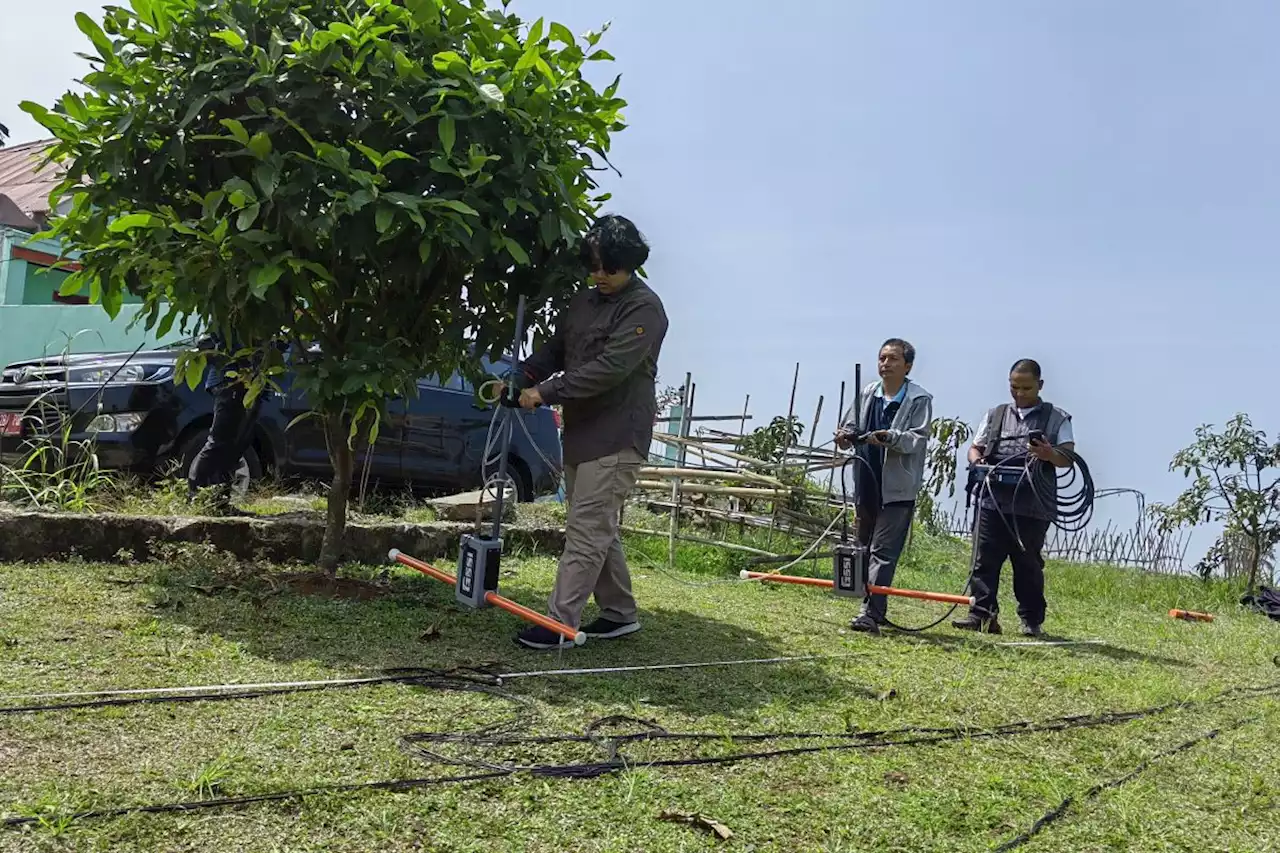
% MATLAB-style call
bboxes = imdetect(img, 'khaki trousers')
[547,449,643,628]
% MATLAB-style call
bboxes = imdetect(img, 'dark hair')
[578,214,650,275]
[1010,358,1041,379]
[880,338,916,366]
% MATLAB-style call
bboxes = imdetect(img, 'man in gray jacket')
[835,339,933,635]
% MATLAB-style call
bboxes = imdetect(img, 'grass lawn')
[1,526,1277,852]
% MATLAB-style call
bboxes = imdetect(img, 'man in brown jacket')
[514,215,668,649]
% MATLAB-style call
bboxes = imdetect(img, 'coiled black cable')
[975,445,1097,551]
[1022,447,1095,533]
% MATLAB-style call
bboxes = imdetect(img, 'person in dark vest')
[835,338,933,636]
[513,215,669,650]
[187,332,264,514]
[954,358,1075,636]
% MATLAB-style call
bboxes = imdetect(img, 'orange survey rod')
[739,570,976,607]
[1169,608,1215,623]
[390,549,586,645]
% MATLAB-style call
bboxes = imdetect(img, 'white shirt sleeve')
[971,410,991,448]
[1056,417,1074,445]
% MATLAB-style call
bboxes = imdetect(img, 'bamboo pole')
[779,362,800,480]
[621,527,779,557]
[651,434,775,470]
[732,392,751,523]
[746,550,836,566]
[827,380,845,495]
[641,500,783,529]
[668,376,693,571]
[769,363,800,553]
[736,395,750,469]
[653,414,755,424]
[635,481,790,499]
[807,395,824,450]
[639,467,785,486]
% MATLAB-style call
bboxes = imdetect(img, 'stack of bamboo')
[638,433,792,501]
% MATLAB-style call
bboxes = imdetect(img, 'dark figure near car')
[187,334,262,512]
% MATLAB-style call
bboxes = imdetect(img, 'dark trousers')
[856,501,915,621]
[188,383,260,498]
[970,506,1049,625]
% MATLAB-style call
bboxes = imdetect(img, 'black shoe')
[516,626,575,650]
[849,614,882,636]
[581,618,641,639]
[952,613,1003,634]
[1020,620,1043,637]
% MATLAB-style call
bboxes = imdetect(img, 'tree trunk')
[319,410,354,576]
[1247,532,1262,595]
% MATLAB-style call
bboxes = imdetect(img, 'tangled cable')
[1011,446,1096,534]
[3,675,1275,832]
[475,376,563,501]
[971,445,1098,552]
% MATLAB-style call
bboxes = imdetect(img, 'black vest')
[978,401,1066,520]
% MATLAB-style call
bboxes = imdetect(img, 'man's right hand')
[499,385,522,407]
[834,429,854,450]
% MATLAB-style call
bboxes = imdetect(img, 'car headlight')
[72,363,174,384]
[86,412,146,434]
[75,364,146,384]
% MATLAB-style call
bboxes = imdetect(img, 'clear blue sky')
[4,1,1278,551]
[509,0,1280,543]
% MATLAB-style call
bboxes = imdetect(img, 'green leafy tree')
[916,415,972,533]
[1149,413,1280,592]
[23,0,626,572]
[738,415,804,466]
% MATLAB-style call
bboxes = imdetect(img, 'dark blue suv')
[0,341,562,501]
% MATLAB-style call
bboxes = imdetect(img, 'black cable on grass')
[4,681,1278,830]
[993,718,1250,852]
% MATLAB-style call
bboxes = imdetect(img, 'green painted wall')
[0,227,180,366]
[21,265,71,304]
[0,305,184,366]
[0,230,22,304]
[20,264,143,305]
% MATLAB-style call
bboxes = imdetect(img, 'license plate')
[0,412,21,436]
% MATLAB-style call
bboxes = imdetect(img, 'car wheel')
[508,459,534,502]
[483,463,531,505]
[180,429,264,499]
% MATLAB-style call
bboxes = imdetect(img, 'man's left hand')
[518,387,543,410]
[866,430,891,446]
[1029,439,1055,461]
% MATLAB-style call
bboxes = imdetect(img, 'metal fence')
[927,498,1192,575]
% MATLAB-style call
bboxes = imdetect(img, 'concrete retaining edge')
[0,510,566,565]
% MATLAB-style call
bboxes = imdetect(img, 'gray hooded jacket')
[838,379,934,505]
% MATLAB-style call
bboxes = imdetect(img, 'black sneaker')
[849,614,882,636]
[516,626,575,650]
[1020,620,1043,637]
[581,618,641,640]
[952,613,1003,634]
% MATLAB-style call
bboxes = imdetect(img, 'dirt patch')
[277,571,386,601]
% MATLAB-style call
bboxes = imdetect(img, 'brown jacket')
[523,278,668,466]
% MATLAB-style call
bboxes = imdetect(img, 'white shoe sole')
[516,636,574,650]
[585,622,641,639]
